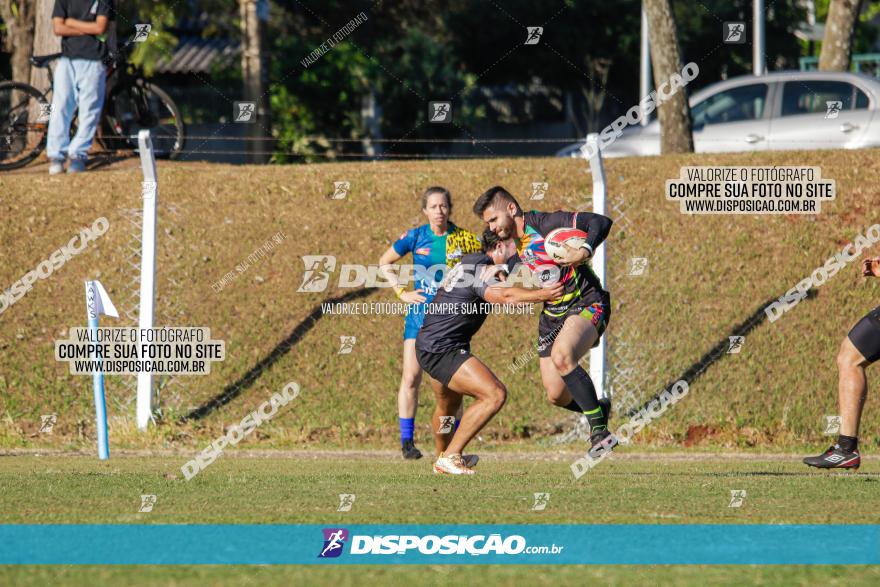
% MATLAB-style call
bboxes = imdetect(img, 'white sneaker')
[67,158,86,173]
[433,452,475,475]
[48,160,64,175]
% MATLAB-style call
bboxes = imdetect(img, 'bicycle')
[0,36,185,171]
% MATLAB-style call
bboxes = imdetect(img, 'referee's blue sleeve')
[392,228,414,256]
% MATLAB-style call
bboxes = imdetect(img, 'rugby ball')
[544,228,588,265]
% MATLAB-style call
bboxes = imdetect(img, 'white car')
[557,71,880,157]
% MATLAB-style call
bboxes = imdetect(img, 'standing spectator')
[47,0,114,174]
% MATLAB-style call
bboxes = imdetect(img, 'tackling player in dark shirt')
[474,185,616,457]
[415,230,563,475]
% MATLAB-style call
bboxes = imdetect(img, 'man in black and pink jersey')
[473,186,615,456]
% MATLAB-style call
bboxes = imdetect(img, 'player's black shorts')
[537,293,611,358]
[416,345,472,387]
[848,305,880,363]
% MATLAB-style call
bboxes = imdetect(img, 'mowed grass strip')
[1,150,879,449]
[0,456,878,525]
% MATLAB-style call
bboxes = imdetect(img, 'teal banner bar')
[1,524,877,565]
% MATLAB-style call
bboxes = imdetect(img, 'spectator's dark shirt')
[52,0,114,60]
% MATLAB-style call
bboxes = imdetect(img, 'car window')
[692,84,768,127]
[781,81,870,116]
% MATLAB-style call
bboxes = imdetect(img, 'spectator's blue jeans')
[46,57,106,162]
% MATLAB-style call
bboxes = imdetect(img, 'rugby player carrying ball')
[474,186,615,457]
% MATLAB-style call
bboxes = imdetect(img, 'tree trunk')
[643,0,693,154]
[240,0,271,164]
[819,0,863,71]
[0,0,37,83]
[360,90,382,158]
[30,0,61,91]
[579,57,611,135]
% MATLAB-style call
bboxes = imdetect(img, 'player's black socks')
[560,367,606,432]
[837,434,858,453]
[560,366,599,411]
[583,406,607,434]
[561,399,607,434]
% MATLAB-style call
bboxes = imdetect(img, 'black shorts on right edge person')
[848,305,880,364]
[537,293,611,359]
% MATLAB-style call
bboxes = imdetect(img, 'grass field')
[3,151,880,581]
[1,452,879,585]
[5,65,880,587]
[2,564,879,587]
[4,564,879,587]
[2,150,880,453]
[3,452,879,524]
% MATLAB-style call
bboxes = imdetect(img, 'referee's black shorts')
[416,345,472,387]
[848,305,880,363]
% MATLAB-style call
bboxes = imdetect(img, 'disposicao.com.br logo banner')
[1,524,877,564]
[317,527,563,561]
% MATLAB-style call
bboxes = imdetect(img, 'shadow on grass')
[88,151,131,170]
[596,469,878,478]
[624,289,818,418]
[179,288,374,423]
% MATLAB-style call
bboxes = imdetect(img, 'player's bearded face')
[483,205,515,239]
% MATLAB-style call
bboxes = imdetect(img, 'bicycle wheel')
[104,81,185,159]
[0,82,51,171]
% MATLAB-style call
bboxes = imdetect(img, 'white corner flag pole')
[85,280,118,460]
[137,129,157,430]
[585,133,608,400]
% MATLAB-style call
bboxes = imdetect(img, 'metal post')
[137,130,157,429]
[86,281,109,459]
[586,133,607,400]
[753,0,765,75]
[640,4,652,125]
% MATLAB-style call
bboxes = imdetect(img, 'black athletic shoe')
[401,440,423,460]
[803,445,860,470]
[588,429,618,459]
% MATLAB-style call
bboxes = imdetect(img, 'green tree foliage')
[813,0,880,56]
[673,0,806,88]
[269,1,481,160]
[116,0,181,75]
[111,1,830,160]
[269,39,373,162]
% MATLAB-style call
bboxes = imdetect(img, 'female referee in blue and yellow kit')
[378,187,481,459]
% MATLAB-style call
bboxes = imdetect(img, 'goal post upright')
[585,133,608,400]
[137,130,158,430]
